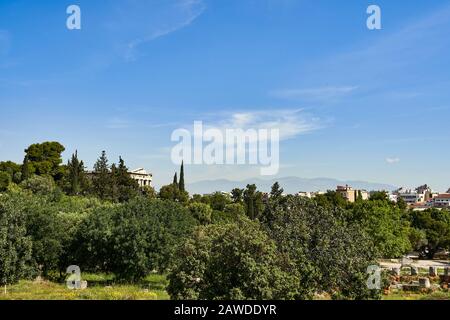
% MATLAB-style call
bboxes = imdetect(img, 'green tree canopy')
[348,200,411,258]
[410,209,450,259]
[263,196,381,300]
[24,142,65,180]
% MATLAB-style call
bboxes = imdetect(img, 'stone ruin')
[388,265,450,293]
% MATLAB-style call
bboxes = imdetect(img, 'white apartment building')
[430,194,450,208]
[395,186,431,205]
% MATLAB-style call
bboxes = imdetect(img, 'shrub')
[20,175,56,195]
[73,198,197,281]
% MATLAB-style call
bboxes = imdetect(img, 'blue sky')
[1,0,450,190]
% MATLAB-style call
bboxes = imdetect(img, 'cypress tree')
[179,161,185,192]
[67,151,81,195]
[173,172,178,187]
[21,155,30,181]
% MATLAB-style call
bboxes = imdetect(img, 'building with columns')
[129,168,153,188]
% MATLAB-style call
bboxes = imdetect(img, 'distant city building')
[297,191,325,199]
[394,185,433,206]
[336,185,369,203]
[389,194,398,202]
[429,194,450,208]
[297,191,312,198]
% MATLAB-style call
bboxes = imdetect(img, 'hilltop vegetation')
[1,142,450,300]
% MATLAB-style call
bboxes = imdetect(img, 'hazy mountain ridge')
[187,177,397,194]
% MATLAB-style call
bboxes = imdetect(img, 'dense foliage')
[2,141,450,300]
[262,196,381,300]
[410,208,450,259]
[73,198,197,281]
[0,193,33,286]
[168,217,297,300]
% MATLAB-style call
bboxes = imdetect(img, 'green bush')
[20,175,57,195]
[168,217,298,300]
[73,198,197,281]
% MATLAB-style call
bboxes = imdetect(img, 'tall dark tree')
[244,184,257,219]
[243,185,265,220]
[173,172,178,188]
[179,161,185,192]
[93,151,110,200]
[114,157,139,203]
[21,155,30,181]
[66,151,86,195]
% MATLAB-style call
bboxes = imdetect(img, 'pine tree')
[93,151,110,200]
[21,155,30,181]
[179,161,185,192]
[270,182,284,200]
[115,157,139,203]
[173,172,178,188]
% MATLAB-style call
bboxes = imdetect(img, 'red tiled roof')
[436,194,450,199]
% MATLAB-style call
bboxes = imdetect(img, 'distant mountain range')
[187,177,397,195]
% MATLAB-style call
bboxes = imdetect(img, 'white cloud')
[203,108,322,141]
[270,86,358,101]
[386,157,400,164]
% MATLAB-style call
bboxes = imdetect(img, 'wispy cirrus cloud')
[270,86,358,101]
[105,0,206,61]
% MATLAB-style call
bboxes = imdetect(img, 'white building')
[297,191,312,198]
[431,194,450,208]
[395,186,430,205]
[129,168,153,188]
